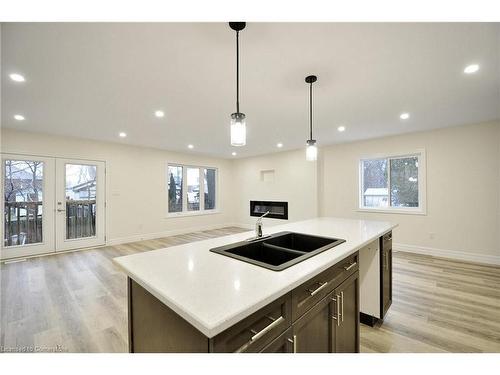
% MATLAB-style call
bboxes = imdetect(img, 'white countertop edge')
[115,223,397,338]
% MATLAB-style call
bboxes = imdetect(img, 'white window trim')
[358,149,427,215]
[166,162,220,218]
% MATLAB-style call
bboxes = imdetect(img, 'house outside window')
[167,164,218,216]
[359,151,426,214]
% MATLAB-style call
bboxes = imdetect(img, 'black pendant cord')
[236,30,240,114]
[309,82,313,140]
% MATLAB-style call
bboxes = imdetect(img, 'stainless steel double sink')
[209,231,346,271]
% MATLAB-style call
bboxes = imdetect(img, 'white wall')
[230,148,318,228]
[1,129,236,245]
[319,121,500,263]
[498,125,500,253]
[2,121,500,264]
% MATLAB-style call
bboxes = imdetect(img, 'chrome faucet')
[255,211,270,238]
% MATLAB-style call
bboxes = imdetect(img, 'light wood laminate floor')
[1,228,499,353]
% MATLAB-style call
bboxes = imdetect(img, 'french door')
[2,154,106,260]
[55,158,106,252]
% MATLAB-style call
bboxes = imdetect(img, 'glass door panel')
[65,164,97,240]
[4,159,44,246]
[1,155,55,259]
[55,159,105,252]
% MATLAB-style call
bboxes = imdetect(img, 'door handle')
[250,316,284,342]
[236,315,285,353]
[57,208,66,212]
[287,336,297,353]
[341,291,344,322]
[344,262,357,271]
[331,295,341,326]
[308,281,328,296]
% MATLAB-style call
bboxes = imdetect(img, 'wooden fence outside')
[65,200,96,239]
[4,201,43,246]
[4,199,96,246]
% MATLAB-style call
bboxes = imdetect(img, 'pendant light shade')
[305,75,318,161]
[306,139,318,161]
[230,112,246,146]
[229,22,247,147]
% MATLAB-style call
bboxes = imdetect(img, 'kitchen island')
[114,217,396,352]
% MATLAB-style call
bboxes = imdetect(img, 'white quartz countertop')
[113,217,397,338]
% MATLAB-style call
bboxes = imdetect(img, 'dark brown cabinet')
[291,252,358,321]
[128,251,363,353]
[332,272,359,353]
[260,328,294,353]
[288,270,359,353]
[291,292,334,353]
[211,293,292,353]
[381,232,392,317]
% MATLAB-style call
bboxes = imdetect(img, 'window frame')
[166,163,219,218]
[358,150,426,215]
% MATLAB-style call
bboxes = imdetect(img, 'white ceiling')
[2,22,499,158]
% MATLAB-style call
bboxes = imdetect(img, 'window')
[204,168,216,210]
[186,167,200,211]
[168,165,183,213]
[167,164,218,216]
[359,152,425,214]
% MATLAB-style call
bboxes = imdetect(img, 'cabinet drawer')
[291,252,358,321]
[260,327,293,353]
[211,293,292,353]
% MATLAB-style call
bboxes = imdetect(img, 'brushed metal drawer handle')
[344,262,357,271]
[250,315,285,342]
[331,295,341,326]
[287,335,297,353]
[308,281,328,296]
[341,291,344,322]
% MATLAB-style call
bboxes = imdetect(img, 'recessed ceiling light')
[9,73,25,82]
[187,144,194,149]
[232,152,237,156]
[154,110,165,118]
[400,113,410,120]
[276,142,283,148]
[119,132,127,138]
[14,114,25,121]
[337,126,346,132]
[464,64,479,74]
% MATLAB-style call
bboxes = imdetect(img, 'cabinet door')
[211,293,291,353]
[291,292,333,353]
[382,248,391,314]
[260,328,293,353]
[333,271,359,353]
[381,234,392,318]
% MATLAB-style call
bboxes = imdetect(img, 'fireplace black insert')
[250,201,288,220]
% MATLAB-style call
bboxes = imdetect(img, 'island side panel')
[128,278,209,352]
[359,238,381,323]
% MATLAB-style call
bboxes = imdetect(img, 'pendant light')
[305,75,318,161]
[229,22,247,146]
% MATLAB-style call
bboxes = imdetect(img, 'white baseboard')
[393,242,500,266]
[107,223,250,246]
